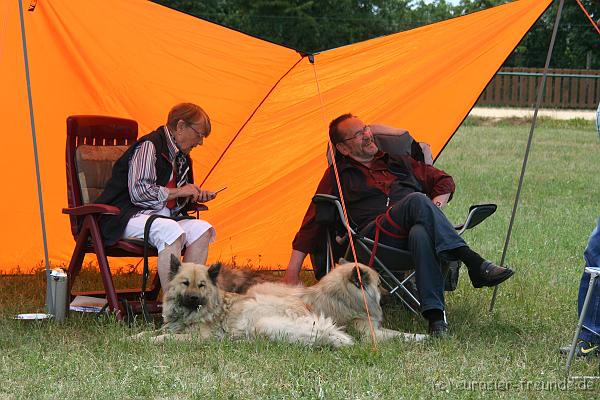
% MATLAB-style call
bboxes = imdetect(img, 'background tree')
[504,0,599,69]
[154,0,599,68]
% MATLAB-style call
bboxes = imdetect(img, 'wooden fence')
[477,68,600,109]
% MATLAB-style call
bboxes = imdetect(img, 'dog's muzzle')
[180,295,206,310]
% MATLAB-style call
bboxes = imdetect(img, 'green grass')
[1,117,599,399]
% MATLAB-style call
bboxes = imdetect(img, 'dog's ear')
[169,254,182,281]
[350,266,370,289]
[338,257,349,265]
[207,262,222,285]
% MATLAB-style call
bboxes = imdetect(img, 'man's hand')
[432,193,451,209]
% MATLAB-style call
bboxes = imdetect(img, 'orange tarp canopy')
[1,0,552,273]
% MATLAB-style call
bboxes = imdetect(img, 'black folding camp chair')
[311,194,496,314]
[310,127,497,315]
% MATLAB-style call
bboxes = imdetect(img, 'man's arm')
[282,168,336,285]
[407,157,455,204]
[282,250,307,285]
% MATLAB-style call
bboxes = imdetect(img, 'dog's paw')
[149,333,193,343]
[130,331,151,340]
[401,332,428,342]
[323,327,355,348]
[330,332,355,348]
[150,334,168,344]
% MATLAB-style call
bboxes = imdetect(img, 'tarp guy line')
[199,55,305,187]
[310,54,378,349]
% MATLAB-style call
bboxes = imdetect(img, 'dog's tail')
[253,314,354,348]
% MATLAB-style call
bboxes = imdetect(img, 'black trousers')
[364,192,467,313]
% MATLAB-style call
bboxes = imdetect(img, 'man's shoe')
[469,261,514,288]
[559,339,599,357]
[428,319,449,337]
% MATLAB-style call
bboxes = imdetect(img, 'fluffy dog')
[143,255,354,347]
[247,262,426,342]
[138,257,425,346]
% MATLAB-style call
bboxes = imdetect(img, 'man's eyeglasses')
[339,125,371,143]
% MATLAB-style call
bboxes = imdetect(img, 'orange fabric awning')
[1,0,552,272]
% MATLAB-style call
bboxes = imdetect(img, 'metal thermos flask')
[48,269,68,322]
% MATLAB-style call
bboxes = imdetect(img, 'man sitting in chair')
[282,113,514,336]
[96,102,218,291]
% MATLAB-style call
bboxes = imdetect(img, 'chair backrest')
[327,128,433,165]
[372,129,412,156]
[372,130,433,165]
[66,115,138,238]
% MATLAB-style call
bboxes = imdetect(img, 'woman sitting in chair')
[96,102,218,291]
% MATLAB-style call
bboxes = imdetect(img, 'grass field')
[1,117,599,399]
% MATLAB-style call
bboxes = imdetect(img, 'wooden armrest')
[62,204,120,216]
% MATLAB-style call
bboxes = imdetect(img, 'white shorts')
[123,207,216,253]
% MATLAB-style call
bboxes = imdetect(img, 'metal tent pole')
[489,0,565,312]
[18,0,52,310]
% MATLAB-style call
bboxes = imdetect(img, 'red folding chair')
[63,115,161,321]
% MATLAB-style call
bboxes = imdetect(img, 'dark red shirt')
[292,152,455,254]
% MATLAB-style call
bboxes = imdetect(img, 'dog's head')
[348,263,380,294]
[167,254,222,311]
[336,259,380,291]
[321,261,382,302]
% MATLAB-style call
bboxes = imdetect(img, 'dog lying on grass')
[246,264,426,343]
[134,256,426,346]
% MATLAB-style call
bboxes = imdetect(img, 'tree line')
[153,0,599,69]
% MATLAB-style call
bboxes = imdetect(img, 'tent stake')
[18,0,52,309]
[490,0,565,313]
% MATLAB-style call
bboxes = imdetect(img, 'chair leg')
[147,272,162,301]
[566,270,598,376]
[66,227,90,297]
[326,234,333,274]
[87,219,124,322]
[353,240,421,316]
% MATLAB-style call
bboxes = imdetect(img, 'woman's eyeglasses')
[186,122,205,138]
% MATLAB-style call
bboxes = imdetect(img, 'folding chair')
[310,127,497,315]
[62,115,204,322]
[312,194,496,314]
